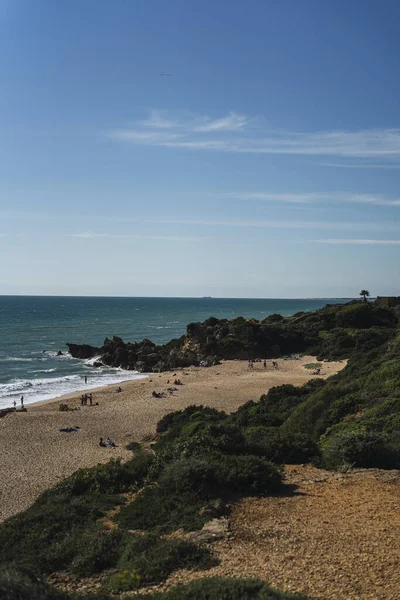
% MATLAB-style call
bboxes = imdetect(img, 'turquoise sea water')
[0,296,350,408]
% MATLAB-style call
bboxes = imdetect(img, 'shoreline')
[0,357,345,522]
[18,373,149,409]
[0,369,149,412]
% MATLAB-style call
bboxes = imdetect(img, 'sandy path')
[162,465,400,600]
[0,357,343,522]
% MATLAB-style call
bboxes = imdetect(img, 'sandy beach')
[0,357,344,522]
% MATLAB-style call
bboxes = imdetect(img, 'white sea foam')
[83,355,104,366]
[44,350,72,359]
[0,370,147,409]
[0,356,34,362]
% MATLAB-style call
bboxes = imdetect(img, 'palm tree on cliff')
[359,290,370,302]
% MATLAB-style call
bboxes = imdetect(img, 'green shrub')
[233,381,325,429]
[115,533,215,586]
[0,494,116,574]
[322,431,400,469]
[117,485,206,533]
[0,452,154,575]
[118,455,282,533]
[158,454,282,498]
[156,405,226,435]
[107,569,141,593]
[0,566,73,600]
[244,428,320,464]
[335,303,396,329]
[71,528,123,577]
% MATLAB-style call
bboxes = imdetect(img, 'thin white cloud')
[312,239,400,245]
[69,232,204,241]
[141,110,180,129]
[193,112,250,132]
[234,191,400,206]
[117,217,397,232]
[109,111,400,160]
[111,130,182,143]
[318,161,400,170]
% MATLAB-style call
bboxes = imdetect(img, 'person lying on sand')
[60,427,80,433]
[106,437,116,448]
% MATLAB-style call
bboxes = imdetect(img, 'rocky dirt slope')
[160,465,400,600]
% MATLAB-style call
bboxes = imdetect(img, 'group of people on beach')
[98,437,116,448]
[150,375,183,400]
[80,393,93,406]
[247,359,279,370]
[13,396,24,409]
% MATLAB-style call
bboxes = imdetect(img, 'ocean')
[0,296,350,409]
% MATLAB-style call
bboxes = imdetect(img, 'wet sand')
[0,357,344,521]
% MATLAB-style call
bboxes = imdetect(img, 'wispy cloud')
[318,161,400,170]
[234,191,400,206]
[116,217,398,232]
[69,231,203,241]
[193,112,250,132]
[312,239,400,245]
[109,111,400,160]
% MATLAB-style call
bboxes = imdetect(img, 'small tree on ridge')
[359,290,370,302]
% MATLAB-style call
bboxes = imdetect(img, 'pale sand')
[0,357,344,522]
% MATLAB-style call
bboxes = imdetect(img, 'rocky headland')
[67,300,397,372]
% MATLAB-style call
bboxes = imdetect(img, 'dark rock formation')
[67,343,99,359]
[67,301,398,373]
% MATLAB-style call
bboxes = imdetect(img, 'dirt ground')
[160,465,400,600]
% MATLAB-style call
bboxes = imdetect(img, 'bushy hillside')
[2,300,399,599]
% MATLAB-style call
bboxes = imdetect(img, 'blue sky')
[1,0,400,297]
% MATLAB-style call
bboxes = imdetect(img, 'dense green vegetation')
[0,568,311,600]
[2,300,400,599]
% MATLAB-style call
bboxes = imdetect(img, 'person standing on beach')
[20,396,24,408]
[13,400,16,409]
[84,375,87,384]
